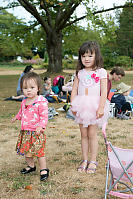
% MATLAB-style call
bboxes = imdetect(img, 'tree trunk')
[46,30,63,73]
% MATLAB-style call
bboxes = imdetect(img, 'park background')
[0,0,133,198]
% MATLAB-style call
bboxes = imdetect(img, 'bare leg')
[12,95,24,100]
[77,124,89,172]
[80,124,89,160]
[20,156,35,174]
[38,156,47,174]
[88,125,98,161]
[87,125,98,173]
[25,156,35,169]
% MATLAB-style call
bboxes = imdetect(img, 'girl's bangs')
[23,78,36,88]
[80,45,94,55]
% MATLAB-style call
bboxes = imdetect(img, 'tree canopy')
[116,2,133,58]
[1,0,133,71]
[0,9,33,60]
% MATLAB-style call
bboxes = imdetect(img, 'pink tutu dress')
[71,68,110,127]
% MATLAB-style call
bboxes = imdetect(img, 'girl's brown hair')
[76,41,103,75]
[20,72,42,95]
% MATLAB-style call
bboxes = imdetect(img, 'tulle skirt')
[71,95,110,128]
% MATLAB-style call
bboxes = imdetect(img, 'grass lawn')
[0,69,133,199]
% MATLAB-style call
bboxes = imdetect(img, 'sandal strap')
[80,160,88,169]
[82,160,88,163]
[77,160,88,170]
[27,165,35,169]
[40,168,49,173]
[88,161,98,166]
[87,168,96,171]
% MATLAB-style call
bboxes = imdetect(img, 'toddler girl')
[12,72,49,181]
[71,41,110,174]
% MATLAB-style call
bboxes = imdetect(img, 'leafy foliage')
[1,0,133,71]
[116,2,133,58]
[0,9,33,59]
[115,55,133,69]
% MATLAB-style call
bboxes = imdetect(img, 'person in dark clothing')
[111,82,131,117]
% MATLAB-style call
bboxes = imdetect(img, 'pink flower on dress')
[95,77,100,83]
[91,73,96,79]
[91,73,100,83]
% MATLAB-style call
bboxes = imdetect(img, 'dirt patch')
[0,69,133,76]
[0,69,47,75]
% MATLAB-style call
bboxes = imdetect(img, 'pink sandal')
[86,161,98,174]
[77,160,88,172]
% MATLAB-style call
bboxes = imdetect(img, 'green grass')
[112,74,133,89]
[0,170,31,190]
[70,186,85,194]
[0,64,25,71]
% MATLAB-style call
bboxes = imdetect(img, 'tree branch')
[17,0,51,34]
[65,3,133,27]
[40,0,52,27]
[56,1,80,31]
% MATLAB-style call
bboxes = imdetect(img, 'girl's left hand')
[36,127,44,135]
[96,107,104,119]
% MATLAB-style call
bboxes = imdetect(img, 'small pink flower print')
[95,77,100,83]
[91,73,96,78]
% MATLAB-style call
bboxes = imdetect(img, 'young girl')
[11,72,49,181]
[71,41,110,174]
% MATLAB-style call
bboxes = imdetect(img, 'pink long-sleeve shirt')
[15,95,48,131]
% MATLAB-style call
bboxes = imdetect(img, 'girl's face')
[22,78,38,99]
[81,51,95,70]
[46,78,51,84]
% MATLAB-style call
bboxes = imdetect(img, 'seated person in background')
[17,65,34,96]
[125,90,133,104]
[107,67,125,99]
[62,74,75,103]
[111,82,132,116]
[12,65,34,101]
[42,77,54,97]
[52,76,64,96]
[42,77,65,103]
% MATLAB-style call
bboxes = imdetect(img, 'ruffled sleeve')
[77,70,82,79]
[99,68,107,79]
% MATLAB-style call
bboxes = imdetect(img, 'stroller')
[102,123,133,199]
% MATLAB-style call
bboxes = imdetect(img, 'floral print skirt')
[16,130,46,157]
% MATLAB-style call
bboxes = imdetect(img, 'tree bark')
[46,30,63,72]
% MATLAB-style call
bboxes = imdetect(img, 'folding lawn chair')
[102,123,133,199]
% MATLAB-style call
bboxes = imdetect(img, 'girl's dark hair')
[23,65,33,73]
[43,77,49,82]
[76,41,103,75]
[20,72,42,95]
